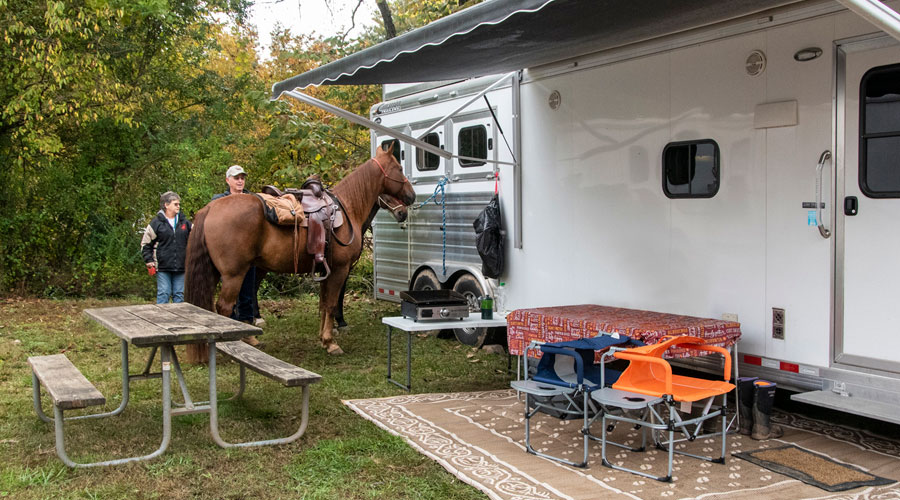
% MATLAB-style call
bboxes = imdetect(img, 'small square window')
[663,140,720,198]
[381,139,401,163]
[416,133,441,171]
[458,125,487,167]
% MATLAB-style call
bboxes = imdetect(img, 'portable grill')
[400,290,470,321]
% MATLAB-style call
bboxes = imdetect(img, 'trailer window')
[416,133,441,171]
[860,63,900,198]
[458,125,487,167]
[662,140,720,198]
[381,139,401,164]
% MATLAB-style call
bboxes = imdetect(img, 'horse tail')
[185,206,219,311]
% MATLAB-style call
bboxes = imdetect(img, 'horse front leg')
[319,264,351,355]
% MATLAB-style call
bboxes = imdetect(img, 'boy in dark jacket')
[141,191,192,303]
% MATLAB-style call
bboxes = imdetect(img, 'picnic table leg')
[208,341,311,448]
[51,345,173,468]
[169,348,198,410]
[33,340,132,423]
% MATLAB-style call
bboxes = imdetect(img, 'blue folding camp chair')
[510,334,644,467]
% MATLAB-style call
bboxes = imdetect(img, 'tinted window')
[663,140,719,198]
[458,125,487,167]
[860,63,900,197]
[381,139,401,163]
[416,133,441,171]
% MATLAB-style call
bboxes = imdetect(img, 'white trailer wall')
[506,12,860,372]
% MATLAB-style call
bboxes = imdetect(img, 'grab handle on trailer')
[816,150,832,239]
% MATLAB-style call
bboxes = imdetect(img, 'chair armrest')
[681,343,732,381]
[613,351,673,394]
[540,346,585,386]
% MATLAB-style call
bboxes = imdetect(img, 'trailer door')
[836,35,900,374]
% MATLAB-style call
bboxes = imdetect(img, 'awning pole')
[839,0,900,41]
[282,90,451,159]
[418,71,518,139]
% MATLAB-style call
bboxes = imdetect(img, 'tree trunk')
[376,0,397,39]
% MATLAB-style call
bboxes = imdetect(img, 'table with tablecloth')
[506,304,741,358]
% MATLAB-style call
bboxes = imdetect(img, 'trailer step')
[790,390,900,425]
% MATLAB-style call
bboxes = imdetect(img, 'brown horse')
[185,144,415,354]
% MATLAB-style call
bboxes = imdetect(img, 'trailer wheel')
[411,269,440,291]
[452,274,498,347]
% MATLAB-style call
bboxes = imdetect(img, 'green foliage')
[0,0,467,297]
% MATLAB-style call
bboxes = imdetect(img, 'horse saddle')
[260,181,344,281]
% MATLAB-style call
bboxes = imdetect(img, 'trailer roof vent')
[745,50,766,76]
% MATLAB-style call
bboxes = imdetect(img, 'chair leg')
[521,391,589,468]
[600,409,671,482]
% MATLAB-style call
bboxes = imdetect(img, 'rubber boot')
[751,380,784,440]
[737,377,757,436]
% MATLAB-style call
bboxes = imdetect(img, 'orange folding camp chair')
[598,335,735,482]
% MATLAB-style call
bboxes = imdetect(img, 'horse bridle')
[377,195,405,212]
[372,156,410,187]
[327,157,408,249]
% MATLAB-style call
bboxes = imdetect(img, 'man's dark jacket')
[211,188,251,201]
[141,211,192,272]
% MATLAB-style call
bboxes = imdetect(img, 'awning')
[271,0,802,98]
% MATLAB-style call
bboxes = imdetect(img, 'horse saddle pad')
[257,192,343,228]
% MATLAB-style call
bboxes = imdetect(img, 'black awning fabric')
[272,0,800,98]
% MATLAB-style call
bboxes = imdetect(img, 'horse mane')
[333,159,380,222]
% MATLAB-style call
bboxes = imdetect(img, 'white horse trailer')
[369,77,516,347]
[273,0,900,423]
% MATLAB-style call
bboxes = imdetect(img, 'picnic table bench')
[212,341,321,447]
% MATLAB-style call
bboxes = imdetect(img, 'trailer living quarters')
[272,0,900,424]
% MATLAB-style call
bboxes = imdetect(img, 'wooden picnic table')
[82,302,262,418]
[32,303,320,468]
[84,302,258,347]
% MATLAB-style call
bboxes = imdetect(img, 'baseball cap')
[226,165,246,178]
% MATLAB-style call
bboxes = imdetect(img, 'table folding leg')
[386,326,412,391]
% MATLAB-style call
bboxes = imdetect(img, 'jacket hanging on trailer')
[473,193,503,278]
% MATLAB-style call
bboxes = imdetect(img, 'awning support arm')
[839,0,900,42]
[282,90,451,159]
[282,89,517,166]
[418,71,518,139]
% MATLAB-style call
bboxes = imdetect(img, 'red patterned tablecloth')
[506,304,741,358]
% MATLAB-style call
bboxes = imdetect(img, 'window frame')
[415,132,442,172]
[661,139,721,199]
[858,62,900,199]
[457,124,489,168]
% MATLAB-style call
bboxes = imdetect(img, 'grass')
[0,295,511,499]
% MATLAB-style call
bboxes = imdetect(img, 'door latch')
[844,196,858,216]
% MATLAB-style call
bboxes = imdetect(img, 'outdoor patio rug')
[344,389,900,500]
[733,444,894,492]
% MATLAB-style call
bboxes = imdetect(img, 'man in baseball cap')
[211,165,264,341]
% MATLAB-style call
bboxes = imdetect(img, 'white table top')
[382,312,508,331]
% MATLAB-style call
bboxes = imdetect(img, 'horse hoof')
[327,344,344,355]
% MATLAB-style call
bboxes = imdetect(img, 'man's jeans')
[156,271,185,304]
